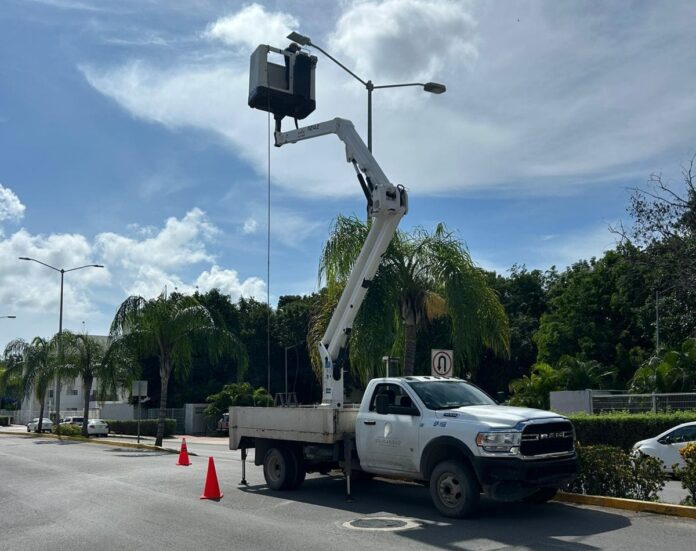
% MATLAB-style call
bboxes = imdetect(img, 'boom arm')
[275,118,408,408]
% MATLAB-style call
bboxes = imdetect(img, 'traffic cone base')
[177,438,191,466]
[200,456,223,500]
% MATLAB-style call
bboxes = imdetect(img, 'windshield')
[407,380,495,410]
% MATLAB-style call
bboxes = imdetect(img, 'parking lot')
[1,432,695,551]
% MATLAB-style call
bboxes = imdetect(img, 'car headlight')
[476,431,522,453]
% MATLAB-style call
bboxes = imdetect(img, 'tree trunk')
[53,380,62,435]
[155,362,171,447]
[403,321,418,376]
[81,375,93,437]
[37,397,45,433]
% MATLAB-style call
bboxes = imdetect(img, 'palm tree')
[60,332,116,437]
[315,216,509,383]
[109,292,248,447]
[1,337,56,432]
[508,363,563,410]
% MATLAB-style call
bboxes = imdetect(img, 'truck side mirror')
[375,394,389,415]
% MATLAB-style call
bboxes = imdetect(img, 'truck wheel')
[263,446,297,491]
[429,461,479,518]
[522,487,558,504]
[285,448,306,490]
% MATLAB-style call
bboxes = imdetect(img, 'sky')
[1,0,695,351]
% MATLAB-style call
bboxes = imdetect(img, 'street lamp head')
[1,315,16,319]
[424,82,446,94]
[92,264,105,268]
[287,31,312,46]
[19,257,31,261]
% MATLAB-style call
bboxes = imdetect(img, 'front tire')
[263,446,297,491]
[429,460,480,518]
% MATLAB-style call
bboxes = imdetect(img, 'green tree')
[477,265,549,395]
[630,338,696,393]
[1,337,56,432]
[204,382,272,419]
[556,356,615,390]
[619,157,696,347]
[534,246,654,386]
[508,363,564,410]
[0,360,22,409]
[60,332,137,437]
[315,216,509,383]
[109,292,248,447]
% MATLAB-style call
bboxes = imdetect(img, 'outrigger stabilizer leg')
[239,448,249,486]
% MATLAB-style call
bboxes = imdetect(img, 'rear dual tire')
[263,446,306,491]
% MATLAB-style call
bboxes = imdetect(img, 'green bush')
[565,445,665,500]
[105,419,176,438]
[53,424,82,436]
[675,442,696,506]
[569,412,696,450]
[205,383,273,418]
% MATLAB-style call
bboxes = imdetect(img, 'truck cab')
[356,376,578,517]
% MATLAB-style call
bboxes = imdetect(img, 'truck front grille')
[520,421,574,457]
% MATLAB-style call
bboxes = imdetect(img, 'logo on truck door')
[375,422,401,448]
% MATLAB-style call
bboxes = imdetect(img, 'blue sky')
[1,0,695,350]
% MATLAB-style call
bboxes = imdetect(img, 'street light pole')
[18,257,104,425]
[287,31,446,153]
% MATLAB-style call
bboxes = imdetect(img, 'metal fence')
[592,392,696,413]
[147,408,185,434]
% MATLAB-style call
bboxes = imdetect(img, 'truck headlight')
[476,431,522,453]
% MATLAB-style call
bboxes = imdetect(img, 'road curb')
[0,429,179,454]
[555,491,696,519]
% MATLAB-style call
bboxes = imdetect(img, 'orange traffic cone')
[200,456,223,500]
[176,438,191,466]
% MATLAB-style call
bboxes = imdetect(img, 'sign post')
[431,349,453,378]
[132,380,148,444]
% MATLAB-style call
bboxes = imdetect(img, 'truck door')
[356,383,421,474]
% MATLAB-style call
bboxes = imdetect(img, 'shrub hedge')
[565,445,665,500]
[105,419,176,438]
[53,424,82,436]
[568,412,696,450]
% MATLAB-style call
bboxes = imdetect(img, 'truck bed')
[229,405,359,449]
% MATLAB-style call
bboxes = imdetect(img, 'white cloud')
[195,265,266,301]
[95,207,218,272]
[0,208,269,349]
[243,217,258,234]
[0,184,26,223]
[204,3,299,51]
[329,0,478,81]
[79,1,696,199]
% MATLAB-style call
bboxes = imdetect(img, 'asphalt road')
[2,433,695,551]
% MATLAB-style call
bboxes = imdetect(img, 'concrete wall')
[184,403,209,435]
[550,390,593,414]
[100,403,135,421]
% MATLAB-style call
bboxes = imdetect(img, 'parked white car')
[61,416,85,426]
[27,418,53,433]
[87,419,109,437]
[632,422,696,473]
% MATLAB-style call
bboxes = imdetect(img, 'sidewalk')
[0,424,228,451]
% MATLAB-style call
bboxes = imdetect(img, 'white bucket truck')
[231,42,578,518]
